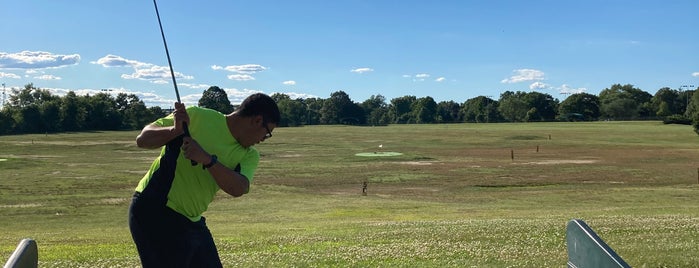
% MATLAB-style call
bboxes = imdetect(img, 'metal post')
[1,83,5,107]
[680,85,696,113]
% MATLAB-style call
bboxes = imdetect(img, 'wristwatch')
[203,155,218,169]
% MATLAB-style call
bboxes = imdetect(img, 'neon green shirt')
[136,106,259,222]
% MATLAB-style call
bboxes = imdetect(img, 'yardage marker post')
[3,238,38,268]
[566,219,630,268]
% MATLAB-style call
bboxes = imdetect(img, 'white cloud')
[179,83,211,90]
[350,67,373,74]
[0,72,21,79]
[402,73,446,83]
[215,64,268,74]
[93,54,148,68]
[413,73,430,82]
[121,65,192,81]
[558,84,587,94]
[501,69,545,83]
[41,85,317,108]
[227,74,255,81]
[223,88,265,104]
[34,74,61,80]
[692,72,699,77]
[529,81,549,90]
[212,64,268,81]
[94,54,194,84]
[270,91,319,100]
[0,51,80,69]
[283,80,296,85]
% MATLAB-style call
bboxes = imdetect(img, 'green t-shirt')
[136,106,259,221]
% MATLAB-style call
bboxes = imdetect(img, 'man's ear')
[251,115,264,125]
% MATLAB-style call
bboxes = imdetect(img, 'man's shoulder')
[187,106,223,118]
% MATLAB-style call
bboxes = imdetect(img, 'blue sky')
[1,0,698,108]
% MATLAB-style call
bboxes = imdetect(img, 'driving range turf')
[1,121,698,267]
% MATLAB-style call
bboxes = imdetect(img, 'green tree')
[319,96,340,124]
[284,98,307,126]
[390,95,416,124]
[436,100,461,123]
[341,102,365,125]
[320,91,362,124]
[0,108,15,134]
[361,95,390,125]
[651,87,679,117]
[198,86,233,113]
[15,105,41,133]
[6,83,60,133]
[272,93,306,127]
[362,95,390,126]
[122,96,151,129]
[39,100,62,132]
[558,93,600,121]
[461,96,499,123]
[304,98,324,125]
[599,84,652,120]
[523,92,558,121]
[688,91,699,134]
[116,93,148,129]
[412,96,437,123]
[679,89,694,116]
[82,93,122,130]
[60,91,86,131]
[270,93,291,103]
[148,106,168,122]
[498,91,528,122]
[657,102,672,117]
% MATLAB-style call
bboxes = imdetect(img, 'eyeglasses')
[262,119,273,140]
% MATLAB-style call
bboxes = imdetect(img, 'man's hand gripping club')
[173,102,212,166]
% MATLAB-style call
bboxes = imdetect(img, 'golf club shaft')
[153,0,197,166]
[153,0,180,102]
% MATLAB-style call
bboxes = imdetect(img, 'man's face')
[242,116,276,148]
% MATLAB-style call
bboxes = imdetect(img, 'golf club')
[153,0,197,166]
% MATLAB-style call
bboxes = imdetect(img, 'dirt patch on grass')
[9,141,133,146]
[0,203,43,208]
[279,154,303,158]
[99,198,128,205]
[520,159,598,165]
[396,161,434,165]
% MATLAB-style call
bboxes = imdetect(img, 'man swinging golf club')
[128,94,280,267]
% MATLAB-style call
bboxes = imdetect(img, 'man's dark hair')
[236,93,281,124]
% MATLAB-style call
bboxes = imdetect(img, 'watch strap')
[203,155,218,169]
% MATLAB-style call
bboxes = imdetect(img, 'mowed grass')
[1,121,699,267]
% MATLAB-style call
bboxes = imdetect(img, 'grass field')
[1,121,698,267]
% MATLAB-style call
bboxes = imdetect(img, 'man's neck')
[226,112,242,141]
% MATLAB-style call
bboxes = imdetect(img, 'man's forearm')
[136,124,183,149]
[206,162,250,197]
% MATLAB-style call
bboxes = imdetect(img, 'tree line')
[2,83,699,135]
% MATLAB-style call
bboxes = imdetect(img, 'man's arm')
[205,159,250,197]
[136,124,183,149]
[135,102,188,149]
[181,137,249,197]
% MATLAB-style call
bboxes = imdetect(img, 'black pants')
[129,192,222,268]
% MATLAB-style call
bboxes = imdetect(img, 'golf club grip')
[183,122,197,166]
